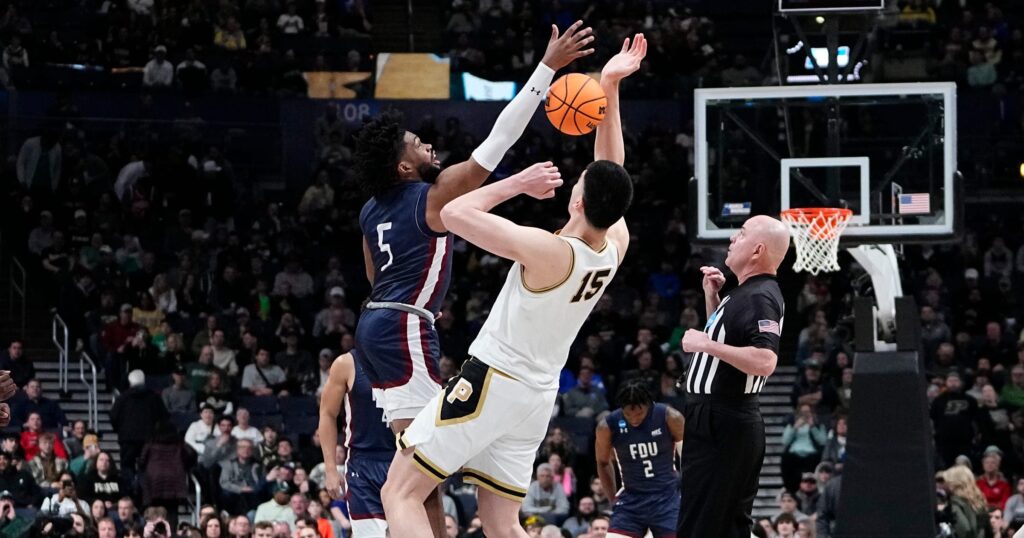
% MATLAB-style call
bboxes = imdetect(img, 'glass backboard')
[692,82,959,245]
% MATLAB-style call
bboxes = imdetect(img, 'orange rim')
[781,207,853,240]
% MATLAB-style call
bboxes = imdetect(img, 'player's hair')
[354,110,407,198]
[582,160,633,229]
[616,378,654,408]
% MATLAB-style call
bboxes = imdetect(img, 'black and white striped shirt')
[685,274,785,396]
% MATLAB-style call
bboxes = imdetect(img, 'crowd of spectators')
[0,2,1022,538]
[0,0,372,93]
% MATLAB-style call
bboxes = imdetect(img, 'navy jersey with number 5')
[359,182,452,311]
[607,404,678,493]
[354,181,452,406]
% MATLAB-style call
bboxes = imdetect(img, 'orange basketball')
[545,73,607,136]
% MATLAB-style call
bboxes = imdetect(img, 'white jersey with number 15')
[469,234,619,391]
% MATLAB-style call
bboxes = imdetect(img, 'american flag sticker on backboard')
[758,320,781,335]
[898,193,930,214]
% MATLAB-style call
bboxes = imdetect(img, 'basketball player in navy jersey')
[677,215,789,537]
[350,23,594,535]
[318,354,394,537]
[351,20,593,430]
[595,380,684,538]
[381,36,647,538]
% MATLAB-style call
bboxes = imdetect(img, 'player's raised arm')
[593,34,646,263]
[424,22,595,233]
[319,354,354,500]
[440,162,574,286]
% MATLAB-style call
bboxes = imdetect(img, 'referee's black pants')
[677,394,765,538]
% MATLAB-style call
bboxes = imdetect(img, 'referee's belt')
[365,301,436,325]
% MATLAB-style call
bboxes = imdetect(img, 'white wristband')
[471,62,556,171]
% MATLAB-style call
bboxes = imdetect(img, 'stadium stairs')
[753,364,796,519]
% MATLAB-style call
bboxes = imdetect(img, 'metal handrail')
[79,352,98,431]
[186,472,202,526]
[9,257,25,339]
[52,314,69,393]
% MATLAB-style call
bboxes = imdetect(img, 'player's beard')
[417,162,442,183]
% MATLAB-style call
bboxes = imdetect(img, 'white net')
[781,208,853,275]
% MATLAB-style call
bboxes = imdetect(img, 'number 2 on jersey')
[642,459,654,478]
[376,222,393,272]
[570,269,611,303]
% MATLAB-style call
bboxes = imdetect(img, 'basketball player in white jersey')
[379,35,647,538]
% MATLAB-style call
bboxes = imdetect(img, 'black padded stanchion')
[835,352,936,538]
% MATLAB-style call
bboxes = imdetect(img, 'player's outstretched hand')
[601,33,647,83]
[0,372,15,402]
[542,20,595,71]
[700,265,726,297]
[514,162,563,200]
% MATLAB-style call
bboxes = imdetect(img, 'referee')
[677,215,789,537]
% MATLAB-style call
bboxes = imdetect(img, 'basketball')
[545,73,607,136]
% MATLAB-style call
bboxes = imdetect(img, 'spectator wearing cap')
[0,490,31,536]
[561,364,609,421]
[312,287,355,337]
[977,447,1011,509]
[254,481,297,526]
[185,404,217,454]
[242,349,287,397]
[12,378,67,430]
[795,472,820,514]
[100,304,141,391]
[0,451,39,508]
[0,340,34,388]
[143,45,173,88]
[791,360,839,419]
[69,434,100,476]
[163,365,197,415]
[931,371,977,467]
[110,370,168,475]
[773,491,809,524]
[219,438,262,515]
[210,329,240,378]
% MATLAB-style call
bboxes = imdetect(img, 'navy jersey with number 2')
[606,404,680,538]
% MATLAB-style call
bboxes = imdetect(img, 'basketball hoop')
[780,207,853,275]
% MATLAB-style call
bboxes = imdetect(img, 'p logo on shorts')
[446,378,474,404]
[436,359,494,426]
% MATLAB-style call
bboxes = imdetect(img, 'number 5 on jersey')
[571,269,612,303]
[376,222,393,271]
